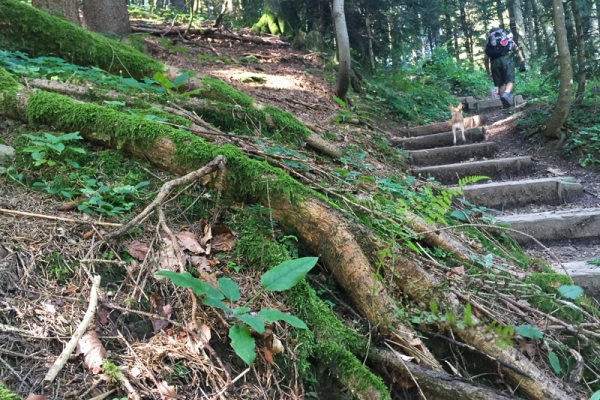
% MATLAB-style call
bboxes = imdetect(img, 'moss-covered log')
[0,0,164,79]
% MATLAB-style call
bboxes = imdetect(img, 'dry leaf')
[270,334,284,355]
[157,381,179,399]
[130,367,142,378]
[211,226,236,252]
[199,219,213,246]
[43,301,56,314]
[264,346,274,364]
[199,324,211,344]
[200,271,219,290]
[65,283,79,294]
[150,293,172,332]
[76,331,107,374]
[97,305,110,325]
[26,394,48,400]
[175,231,205,254]
[82,230,94,240]
[126,240,150,261]
[158,237,180,271]
[190,256,211,272]
[547,167,566,176]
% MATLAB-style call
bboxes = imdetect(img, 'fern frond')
[458,175,490,188]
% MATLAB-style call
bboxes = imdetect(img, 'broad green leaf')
[229,324,256,365]
[218,278,240,302]
[261,257,318,292]
[237,314,265,334]
[46,142,65,153]
[60,132,83,141]
[463,303,474,326]
[233,307,251,315]
[590,390,600,400]
[450,210,468,221]
[156,271,224,299]
[515,324,543,339]
[558,285,584,300]
[153,72,174,89]
[258,308,308,329]
[43,132,60,143]
[202,297,230,313]
[548,351,561,374]
[173,71,190,88]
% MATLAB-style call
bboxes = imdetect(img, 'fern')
[457,175,489,188]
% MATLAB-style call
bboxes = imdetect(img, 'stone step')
[500,208,600,244]
[465,95,524,111]
[458,96,475,103]
[407,142,497,167]
[411,156,533,185]
[460,177,583,209]
[392,127,485,150]
[552,261,600,297]
[400,115,486,137]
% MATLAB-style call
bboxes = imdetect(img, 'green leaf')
[258,308,308,329]
[46,142,65,153]
[589,390,600,400]
[43,132,60,143]
[60,132,83,141]
[558,285,584,300]
[450,210,469,221]
[173,71,190,88]
[261,257,318,292]
[463,303,474,327]
[156,271,224,299]
[233,307,251,315]
[237,314,265,334]
[332,95,346,108]
[515,324,543,339]
[229,324,256,365]
[153,72,174,89]
[548,351,561,374]
[202,297,230,313]
[218,278,240,302]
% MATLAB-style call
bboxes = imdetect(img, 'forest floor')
[2,23,600,400]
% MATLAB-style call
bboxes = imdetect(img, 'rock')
[0,144,15,166]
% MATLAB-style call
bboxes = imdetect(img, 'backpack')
[485,28,514,59]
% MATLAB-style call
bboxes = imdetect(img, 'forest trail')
[393,99,600,295]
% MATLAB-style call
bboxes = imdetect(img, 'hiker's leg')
[498,84,506,96]
[504,82,514,93]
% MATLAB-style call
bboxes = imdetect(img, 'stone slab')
[552,261,600,298]
[391,127,485,151]
[401,115,486,137]
[411,156,533,185]
[407,142,497,167]
[458,96,475,103]
[500,208,600,244]
[467,95,523,111]
[460,177,583,209]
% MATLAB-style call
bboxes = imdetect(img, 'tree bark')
[332,0,351,102]
[459,0,473,62]
[530,0,545,54]
[82,0,130,36]
[541,0,573,139]
[572,0,587,104]
[32,0,80,25]
[366,16,376,75]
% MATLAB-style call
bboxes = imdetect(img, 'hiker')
[484,27,526,108]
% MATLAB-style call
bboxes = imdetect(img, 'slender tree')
[82,0,130,36]
[542,0,573,139]
[332,0,351,102]
[572,0,587,103]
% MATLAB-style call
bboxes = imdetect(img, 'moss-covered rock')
[0,0,164,79]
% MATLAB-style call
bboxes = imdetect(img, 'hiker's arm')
[484,54,492,80]
[514,43,525,63]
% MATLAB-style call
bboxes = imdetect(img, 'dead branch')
[43,275,101,385]
[0,208,122,227]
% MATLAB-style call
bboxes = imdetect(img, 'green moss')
[128,108,192,127]
[0,0,164,79]
[0,382,20,400]
[526,272,573,290]
[252,9,282,35]
[525,273,584,323]
[200,77,255,107]
[0,66,19,115]
[461,227,530,268]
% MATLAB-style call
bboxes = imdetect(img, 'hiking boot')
[500,92,512,108]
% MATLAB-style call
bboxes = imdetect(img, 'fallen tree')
[0,66,580,399]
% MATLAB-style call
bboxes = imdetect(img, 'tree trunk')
[530,0,545,53]
[459,0,473,62]
[366,16,376,75]
[32,0,80,25]
[524,0,536,54]
[82,0,130,36]
[497,0,505,28]
[572,0,587,104]
[542,0,573,139]
[509,0,527,56]
[332,0,351,102]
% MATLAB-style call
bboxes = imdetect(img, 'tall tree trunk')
[509,0,527,56]
[572,0,587,104]
[459,0,473,61]
[32,0,80,24]
[82,0,130,36]
[524,0,536,54]
[542,0,573,139]
[332,0,351,102]
[530,0,545,53]
[497,0,505,27]
[366,16,376,75]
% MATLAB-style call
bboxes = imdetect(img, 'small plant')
[78,178,150,217]
[21,132,86,168]
[152,70,201,98]
[102,359,123,384]
[157,257,319,365]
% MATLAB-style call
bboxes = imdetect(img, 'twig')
[0,356,30,388]
[43,275,102,385]
[121,373,142,400]
[0,208,122,227]
[384,342,426,400]
[210,367,250,400]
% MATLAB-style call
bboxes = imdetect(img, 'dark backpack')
[485,28,514,59]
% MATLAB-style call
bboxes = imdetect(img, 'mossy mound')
[0,0,164,79]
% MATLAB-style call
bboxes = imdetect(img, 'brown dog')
[449,103,465,146]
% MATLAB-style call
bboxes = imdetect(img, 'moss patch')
[0,0,164,79]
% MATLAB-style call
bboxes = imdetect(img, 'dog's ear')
[449,105,454,111]
[457,103,463,110]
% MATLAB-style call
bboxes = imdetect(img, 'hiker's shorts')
[491,55,515,87]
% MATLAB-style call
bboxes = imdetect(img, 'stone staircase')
[391,104,600,296]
